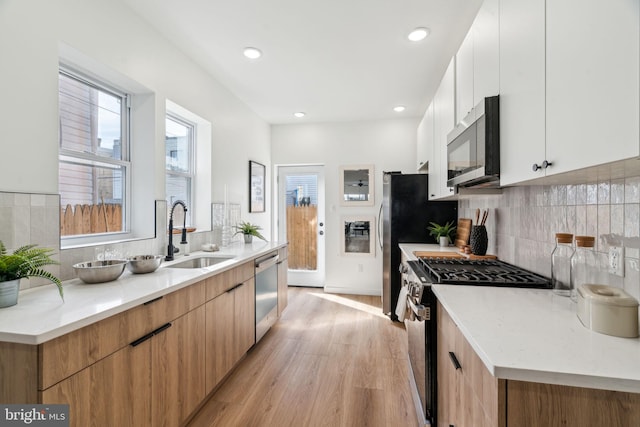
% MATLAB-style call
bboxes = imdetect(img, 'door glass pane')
[285,175,318,271]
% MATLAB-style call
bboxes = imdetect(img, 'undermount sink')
[166,255,235,269]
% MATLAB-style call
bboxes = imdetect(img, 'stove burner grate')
[417,257,551,288]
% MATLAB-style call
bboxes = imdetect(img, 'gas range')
[403,255,551,426]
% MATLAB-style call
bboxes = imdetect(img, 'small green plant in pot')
[0,241,63,307]
[427,221,457,247]
[233,221,266,243]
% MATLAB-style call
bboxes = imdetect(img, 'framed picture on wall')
[249,160,266,213]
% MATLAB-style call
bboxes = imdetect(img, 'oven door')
[406,288,436,426]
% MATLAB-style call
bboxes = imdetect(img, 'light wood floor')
[187,287,419,427]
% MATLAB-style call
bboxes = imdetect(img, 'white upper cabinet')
[499,0,546,185]
[500,0,639,185]
[473,0,499,104]
[545,0,639,176]
[456,0,499,126]
[431,58,456,200]
[417,102,434,172]
[456,30,474,124]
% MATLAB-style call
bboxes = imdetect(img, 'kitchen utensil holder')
[470,225,488,256]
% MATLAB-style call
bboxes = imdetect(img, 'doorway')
[277,165,325,287]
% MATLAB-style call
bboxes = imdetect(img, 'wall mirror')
[341,215,375,256]
[339,165,374,206]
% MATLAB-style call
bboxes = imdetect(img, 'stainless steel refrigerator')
[379,172,457,320]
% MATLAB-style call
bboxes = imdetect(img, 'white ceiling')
[121,0,483,124]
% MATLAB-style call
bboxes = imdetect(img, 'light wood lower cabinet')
[205,277,255,393]
[152,306,206,427]
[277,246,288,316]
[0,250,292,426]
[506,380,640,426]
[437,301,504,427]
[436,301,640,427]
[41,304,206,427]
[41,336,152,427]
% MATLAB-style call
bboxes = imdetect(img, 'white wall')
[0,0,271,236]
[272,118,419,295]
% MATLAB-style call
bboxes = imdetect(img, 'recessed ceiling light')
[294,112,306,118]
[243,47,262,59]
[394,106,406,113]
[408,27,430,42]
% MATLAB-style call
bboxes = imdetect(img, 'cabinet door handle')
[130,331,154,347]
[532,160,553,172]
[152,322,172,336]
[449,351,462,370]
[226,283,243,293]
[129,322,172,347]
[143,296,163,305]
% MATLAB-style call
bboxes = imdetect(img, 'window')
[58,69,130,237]
[165,114,195,225]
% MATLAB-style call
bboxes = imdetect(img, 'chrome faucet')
[166,200,188,261]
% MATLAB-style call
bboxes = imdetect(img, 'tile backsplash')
[459,178,640,302]
[0,192,61,290]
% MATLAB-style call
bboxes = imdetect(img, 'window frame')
[58,66,133,244]
[165,112,196,226]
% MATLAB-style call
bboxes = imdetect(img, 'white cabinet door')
[473,0,499,104]
[499,0,546,185]
[417,102,434,171]
[432,58,456,199]
[456,30,474,125]
[428,98,441,199]
[546,0,640,175]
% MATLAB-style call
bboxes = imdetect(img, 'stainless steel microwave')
[446,95,500,188]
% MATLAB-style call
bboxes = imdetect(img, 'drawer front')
[205,261,254,301]
[437,302,504,427]
[39,281,205,390]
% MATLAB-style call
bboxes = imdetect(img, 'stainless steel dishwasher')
[255,251,279,342]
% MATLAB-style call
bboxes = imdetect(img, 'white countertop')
[0,241,285,345]
[399,243,640,393]
[434,285,640,393]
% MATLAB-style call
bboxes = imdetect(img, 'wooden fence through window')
[286,205,318,270]
[60,204,123,236]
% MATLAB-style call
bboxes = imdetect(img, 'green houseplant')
[0,241,63,307]
[427,221,457,247]
[233,221,267,243]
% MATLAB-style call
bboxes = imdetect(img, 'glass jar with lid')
[570,235,597,302]
[551,233,574,296]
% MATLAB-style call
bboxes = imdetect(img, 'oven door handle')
[407,298,430,321]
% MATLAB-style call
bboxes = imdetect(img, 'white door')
[277,165,325,287]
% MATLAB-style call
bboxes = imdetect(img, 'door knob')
[319,222,324,227]
[319,231,324,235]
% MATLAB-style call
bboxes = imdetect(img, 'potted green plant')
[233,221,266,243]
[0,241,63,308]
[427,221,457,247]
